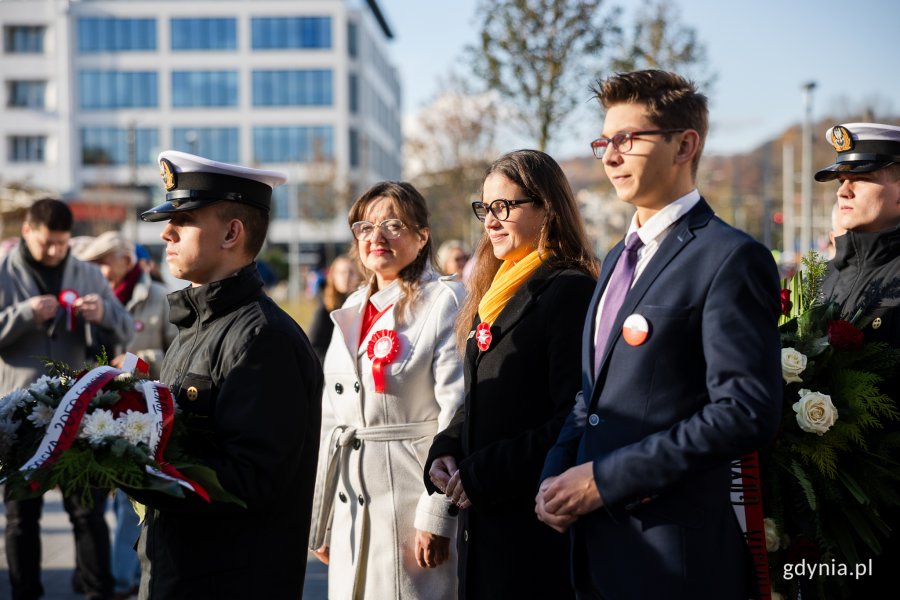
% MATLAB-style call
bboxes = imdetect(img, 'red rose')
[109,389,147,417]
[779,288,793,316]
[827,319,864,351]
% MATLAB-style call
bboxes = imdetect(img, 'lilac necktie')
[594,232,644,375]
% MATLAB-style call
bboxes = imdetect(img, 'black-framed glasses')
[471,199,534,222]
[350,218,407,240]
[590,129,687,159]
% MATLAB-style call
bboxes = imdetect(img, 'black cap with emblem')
[141,151,288,222]
[815,122,900,182]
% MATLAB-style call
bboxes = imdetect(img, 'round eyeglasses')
[471,198,534,222]
[350,218,407,240]
[590,129,687,159]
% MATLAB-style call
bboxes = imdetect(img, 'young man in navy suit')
[535,70,782,599]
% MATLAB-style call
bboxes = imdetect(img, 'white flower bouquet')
[0,354,242,506]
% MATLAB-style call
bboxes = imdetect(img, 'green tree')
[610,0,715,92]
[470,0,619,151]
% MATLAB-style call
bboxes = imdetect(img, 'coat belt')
[309,419,439,551]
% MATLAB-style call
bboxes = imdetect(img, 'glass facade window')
[8,135,45,162]
[77,18,156,52]
[349,74,358,114]
[252,70,332,106]
[253,126,334,163]
[172,127,239,163]
[4,26,44,53]
[79,71,157,109]
[81,127,159,166]
[347,22,358,57]
[349,128,359,167]
[251,17,331,49]
[171,18,237,50]
[7,81,46,109]
[172,71,238,107]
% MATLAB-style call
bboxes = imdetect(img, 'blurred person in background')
[436,240,470,278]
[309,181,464,600]
[77,230,177,600]
[425,150,596,599]
[308,255,361,361]
[1,198,133,600]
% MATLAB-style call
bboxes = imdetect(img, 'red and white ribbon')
[366,329,400,393]
[122,353,149,375]
[58,289,79,332]
[732,452,771,599]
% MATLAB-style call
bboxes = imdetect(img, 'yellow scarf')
[478,250,546,325]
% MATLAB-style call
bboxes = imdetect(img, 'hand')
[445,470,471,510]
[313,545,329,565]
[414,529,450,568]
[29,295,59,323]
[74,293,104,324]
[110,354,126,369]
[538,463,603,521]
[429,455,457,494]
[535,476,579,533]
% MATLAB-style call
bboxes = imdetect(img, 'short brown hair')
[26,198,73,232]
[215,201,269,258]
[594,70,709,178]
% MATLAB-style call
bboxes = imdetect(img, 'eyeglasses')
[471,199,534,222]
[590,129,687,159]
[350,218,407,240]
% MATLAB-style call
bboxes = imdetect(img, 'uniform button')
[186,386,198,401]
[353,381,360,393]
[335,383,343,394]
[463,529,469,542]
[358,494,364,506]
[353,439,361,450]
[338,492,347,503]
[588,414,600,426]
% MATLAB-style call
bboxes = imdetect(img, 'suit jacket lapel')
[583,242,624,394]
[592,199,714,399]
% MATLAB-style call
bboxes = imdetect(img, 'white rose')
[792,389,838,436]
[764,517,781,552]
[781,348,807,384]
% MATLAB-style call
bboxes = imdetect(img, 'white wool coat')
[310,268,464,600]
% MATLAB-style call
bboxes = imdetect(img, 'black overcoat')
[425,263,595,600]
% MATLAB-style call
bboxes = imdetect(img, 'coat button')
[353,439,361,450]
[358,494,364,506]
[354,381,360,393]
[588,414,600,426]
[335,383,343,394]
[463,529,469,542]
[186,386,198,401]
[339,492,347,503]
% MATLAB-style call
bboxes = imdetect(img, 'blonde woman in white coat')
[310,181,464,600]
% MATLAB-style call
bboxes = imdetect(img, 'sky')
[376,0,899,159]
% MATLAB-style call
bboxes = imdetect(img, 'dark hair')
[456,149,599,350]
[26,198,73,232]
[214,201,270,258]
[594,69,709,178]
[347,181,433,324]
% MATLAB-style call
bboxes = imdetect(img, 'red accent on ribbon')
[58,289,79,331]
[475,321,492,352]
[737,452,772,599]
[366,329,400,393]
[150,384,210,502]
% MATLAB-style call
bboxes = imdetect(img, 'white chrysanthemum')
[0,419,19,456]
[79,409,121,446]
[119,410,154,446]
[29,375,60,395]
[0,389,31,418]
[26,403,56,428]
[115,372,134,383]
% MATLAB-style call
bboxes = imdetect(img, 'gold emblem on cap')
[872,317,882,330]
[160,158,177,191]
[830,125,854,152]
[186,386,199,401]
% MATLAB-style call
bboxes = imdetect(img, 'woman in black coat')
[425,150,597,599]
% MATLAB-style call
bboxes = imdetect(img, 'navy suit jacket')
[541,199,782,599]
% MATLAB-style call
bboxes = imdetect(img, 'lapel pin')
[622,314,650,346]
[475,321,493,352]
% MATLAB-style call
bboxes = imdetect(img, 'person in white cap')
[815,122,900,596]
[125,151,323,599]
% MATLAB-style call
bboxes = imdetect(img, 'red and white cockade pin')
[367,329,400,392]
[475,321,493,352]
[58,289,80,331]
[622,314,650,346]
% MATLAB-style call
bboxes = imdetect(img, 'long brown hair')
[455,150,598,350]
[347,181,434,324]
[322,255,359,312]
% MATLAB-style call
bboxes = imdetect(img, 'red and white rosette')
[366,329,400,393]
[475,321,492,352]
[58,289,79,331]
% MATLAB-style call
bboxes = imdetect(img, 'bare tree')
[469,0,619,151]
[610,0,716,92]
